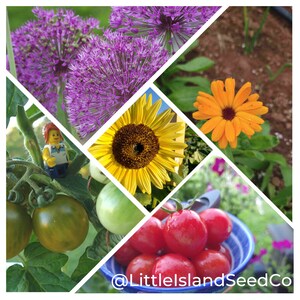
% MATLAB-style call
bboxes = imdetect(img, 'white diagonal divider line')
[6,70,150,217]
[149,151,217,218]
[151,84,293,229]
[69,150,218,293]
[82,6,228,148]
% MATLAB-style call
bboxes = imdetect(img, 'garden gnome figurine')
[42,123,68,178]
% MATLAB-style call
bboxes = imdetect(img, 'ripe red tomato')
[207,244,232,267]
[130,217,166,255]
[199,208,232,246]
[152,253,196,287]
[153,202,175,220]
[192,249,231,280]
[163,210,207,258]
[114,240,140,267]
[125,254,157,285]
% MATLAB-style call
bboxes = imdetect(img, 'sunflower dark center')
[222,107,236,121]
[112,124,159,169]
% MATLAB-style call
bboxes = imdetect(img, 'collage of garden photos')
[3,2,298,298]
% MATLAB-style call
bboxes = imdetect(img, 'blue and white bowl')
[100,213,255,293]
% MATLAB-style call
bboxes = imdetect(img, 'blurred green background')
[7,6,112,32]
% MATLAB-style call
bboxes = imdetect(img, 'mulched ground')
[188,6,292,166]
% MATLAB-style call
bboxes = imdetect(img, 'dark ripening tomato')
[152,253,197,288]
[6,201,32,259]
[199,208,232,246]
[114,240,140,267]
[130,217,167,255]
[125,254,157,285]
[96,182,144,235]
[33,195,89,253]
[192,249,231,280]
[153,202,175,221]
[163,210,207,258]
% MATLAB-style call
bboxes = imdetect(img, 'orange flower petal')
[211,80,227,108]
[240,120,255,136]
[200,116,223,134]
[225,121,235,142]
[236,111,264,124]
[198,91,220,106]
[218,133,228,149]
[195,96,222,110]
[236,101,263,112]
[249,122,262,132]
[246,106,269,115]
[229,137,238,148]
[225,78,235,106]
[198,104,222,117]
[212,119,226,141]
[192,111,211,120]
[232,117,241,136]
[248,93,260,102]
[233,82,252,109]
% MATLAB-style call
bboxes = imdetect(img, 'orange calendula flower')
[192,78,268,149]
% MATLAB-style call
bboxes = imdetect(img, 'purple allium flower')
[110,6,220,53]
[65,30,169,138]
[272,240,293,252]
[211,158,226,176]
[8,7,99,114]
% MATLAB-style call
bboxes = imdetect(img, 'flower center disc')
[112,124,159,169]
[222,107,236,121]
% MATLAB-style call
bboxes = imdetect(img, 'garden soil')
[189,6,292,174]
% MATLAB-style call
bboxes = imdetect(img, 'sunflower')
[192,78,268,149]
[89,94,187,195]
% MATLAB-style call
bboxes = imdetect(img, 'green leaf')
[280,164,292,187]
[169,87,199,112]
[177,57,214,72]
[234,150,265,161]
[236,164,255,179]
[234,156,268,170]
[272,186,292,207]
[88,177,106,198]
[169,172,183,185]
[7,242,76,292]
[262,153,287,166]
[87,230,123,261]
[173,76,211,93]
[260,163,274,192]
[135,193,152,206]
[223,147,234,161]
[7,264,28,292]
[71,249,98,282]
[6,77,28,127]
[249,135,279,150]
[25,104,41,119]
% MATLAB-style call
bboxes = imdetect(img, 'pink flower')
[211,158,226,176]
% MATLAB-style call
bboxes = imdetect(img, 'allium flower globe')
[9,8,99,114]
[110,6,220,53]
[65,31,169,138]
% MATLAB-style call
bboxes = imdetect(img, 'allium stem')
[6,10,17,78]
[56,80,72,132]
